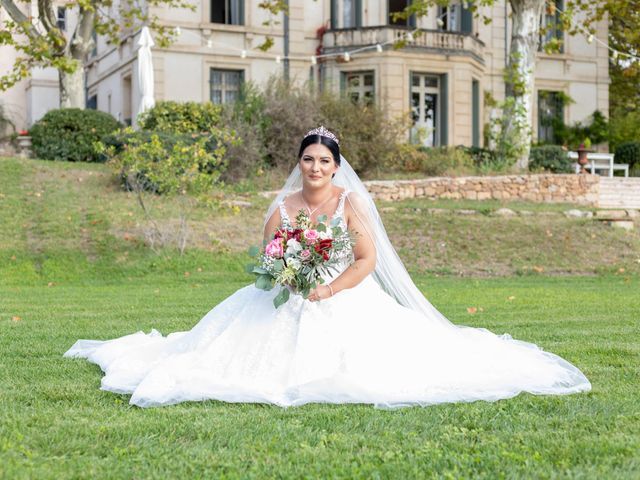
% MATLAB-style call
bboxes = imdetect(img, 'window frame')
[437,1,473,34]
[341,70,375,105]
[56,6,66,31]
[537,90,565,143]
[210,0,244,25]
[209,68,245,105]
[539,0,564,53]
[410,72,445,147]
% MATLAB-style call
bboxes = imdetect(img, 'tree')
[0,0,191,107]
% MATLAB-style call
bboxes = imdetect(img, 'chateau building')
[1,1,609,148]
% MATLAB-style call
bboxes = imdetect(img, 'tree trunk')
[59,8,95,108]
[59,61,85,108]
[504,0,546,170]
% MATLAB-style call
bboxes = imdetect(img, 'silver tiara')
[304,125,339,145]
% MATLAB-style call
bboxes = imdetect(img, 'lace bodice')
[278,189,349,230]
[278,190,353,279]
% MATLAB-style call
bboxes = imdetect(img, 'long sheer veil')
[264,154,452,328]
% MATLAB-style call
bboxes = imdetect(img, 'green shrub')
[528,145,573,173]
[30,108,121,162]
[609,111,640,151]
[391,145,474,176]
[459,146,498,168]
[138,101,224,134]
[317,92,409,176]
[219,83,269,181]
[614,142,640,172]
[99,128,231,192]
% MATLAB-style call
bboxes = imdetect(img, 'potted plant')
[576,138,593,174]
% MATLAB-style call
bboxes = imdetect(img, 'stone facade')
[364,174,600,205]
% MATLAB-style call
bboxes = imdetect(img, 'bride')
[64,126,591,408]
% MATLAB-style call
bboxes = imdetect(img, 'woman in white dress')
[64,126,591,408]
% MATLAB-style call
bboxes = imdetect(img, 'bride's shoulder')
[343,190,366,209]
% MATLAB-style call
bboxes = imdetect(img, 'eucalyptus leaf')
[273,287,290,309]
[255,274,273,290]
[245,263,255,274]
[252,266,268,275]
[317,214,328,224]
[273,259,284,272]
[316,223,326,233]
[248,245,260,257]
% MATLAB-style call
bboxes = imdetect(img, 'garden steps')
[598,177,640,209]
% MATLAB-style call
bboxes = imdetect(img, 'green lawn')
[1,274,639,478]
[1,155,639,477]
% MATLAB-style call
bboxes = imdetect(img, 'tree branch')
[0,0,41,38]
[37,0,57,34]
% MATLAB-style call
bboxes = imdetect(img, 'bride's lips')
[309,175,322,179]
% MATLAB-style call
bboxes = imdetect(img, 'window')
[57,7,66,30]
[410,73,441,147]
[437,2,473,34]
[539,0,564,52]
[210,69,244,104]
[86,94,98,110]
[211,0,243,25]
[342,71,374,104]
[388,0,416,27]
[330,0,361,29]
[538,90,564,143]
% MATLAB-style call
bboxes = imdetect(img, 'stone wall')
[364,174,600,205]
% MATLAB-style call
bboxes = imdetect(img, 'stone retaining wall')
[363,174,600,205]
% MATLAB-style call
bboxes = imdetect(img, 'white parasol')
[137,26,155,118]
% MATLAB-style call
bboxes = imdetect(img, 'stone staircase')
[598,177,640,209]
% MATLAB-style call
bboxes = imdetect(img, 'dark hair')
[298,134,341,166]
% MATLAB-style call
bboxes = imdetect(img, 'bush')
[391,145,475,176]
[99,128,231,192]
[30,108,121,162]
[528,145,573,173]
[610,111,640,151]
[219,83,269,181]
[615,142,640,172]
[317,92,409,176]
[236,76,409,177]
[138,101,223,134]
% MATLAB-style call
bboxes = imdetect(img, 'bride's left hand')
[307,284,332,302]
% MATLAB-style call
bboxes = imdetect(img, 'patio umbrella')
[137,26,155,118]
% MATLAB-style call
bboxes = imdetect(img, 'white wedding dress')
[64,192,591,408]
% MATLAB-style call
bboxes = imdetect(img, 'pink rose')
[265,238,284,258]
[304,229,319,242]
[300,249,311,261]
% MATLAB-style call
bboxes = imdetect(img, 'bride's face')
[299,143,339,188]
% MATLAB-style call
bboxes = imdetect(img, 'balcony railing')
[322,26,485,63]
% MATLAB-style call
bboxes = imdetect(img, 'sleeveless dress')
[64,190,591,408]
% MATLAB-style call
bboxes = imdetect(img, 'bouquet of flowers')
[247,209,355,308]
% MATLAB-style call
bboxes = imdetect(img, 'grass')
[1,275,639,478]
[1,155,639,477]
[2,156,639,278]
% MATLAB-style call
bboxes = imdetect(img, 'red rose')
[288,228,303,241]
[317,239,333,250]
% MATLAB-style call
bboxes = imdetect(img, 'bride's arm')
[308,192,376,301]
[263,208,282,243]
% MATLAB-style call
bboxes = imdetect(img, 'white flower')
[319,229,333,240]
[288,258,302,271]
[286,238,302,255]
